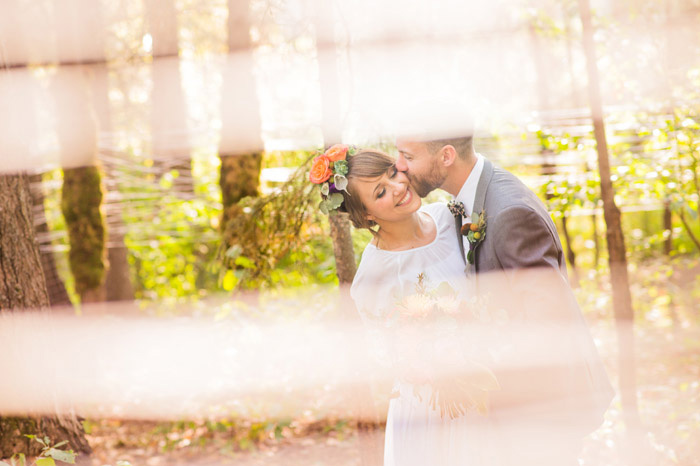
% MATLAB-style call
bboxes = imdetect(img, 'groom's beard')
[406,162,446,198]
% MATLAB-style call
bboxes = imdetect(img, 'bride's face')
[351,165,421,224]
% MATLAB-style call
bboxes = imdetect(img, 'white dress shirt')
[454,153,485,253]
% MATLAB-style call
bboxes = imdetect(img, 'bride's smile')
[395,187,412,207]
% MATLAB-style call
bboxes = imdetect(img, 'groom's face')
[395,140,446,198]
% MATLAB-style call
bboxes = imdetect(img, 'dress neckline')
[367,208,440,254]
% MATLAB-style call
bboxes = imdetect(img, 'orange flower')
[309,155,332,184]
[324,144,348,162]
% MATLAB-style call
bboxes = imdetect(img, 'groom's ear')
[440,145,458,167]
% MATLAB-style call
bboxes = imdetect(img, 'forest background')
[1,0,699,465]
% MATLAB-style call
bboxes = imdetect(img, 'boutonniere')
[460,210,486,265]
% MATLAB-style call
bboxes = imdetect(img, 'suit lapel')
[467,158,494,276]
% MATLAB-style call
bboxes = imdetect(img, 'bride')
[309,145,497,465]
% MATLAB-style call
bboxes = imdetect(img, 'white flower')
[435,295,460,315]
[334,174,348,192]
[399,294,433,319]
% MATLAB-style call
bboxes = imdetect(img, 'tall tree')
[578,0,641,436]
[88,0,135,302]
[52,68,107,304]
[144,0,193,193]
[218,0,263,237]
[0,173,91,459]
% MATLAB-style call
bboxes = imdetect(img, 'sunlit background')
[1,0,699,465]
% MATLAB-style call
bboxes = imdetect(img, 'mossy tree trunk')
[61,167,107,303]
[0,173,91,459]
[51,67,108,304]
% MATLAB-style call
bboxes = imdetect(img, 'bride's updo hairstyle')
[340,149,396,231]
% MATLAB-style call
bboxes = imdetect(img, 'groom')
[395,134,614,465]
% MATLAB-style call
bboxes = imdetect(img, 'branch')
[678,209,700,252]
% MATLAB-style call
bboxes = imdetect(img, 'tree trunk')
[560,215,580,288]
[61,167,107,303]
[29,174,73,307]
[219,154,262,233]
[578,0,641,437]
[328,213,357,284]
[0,173,91,459]
[662,199,681,329]
[92,66,135,302]
[591,211,601,270]
[51,66,107,304]
[144,0,193,194]
[105,239,135,302]
[219,0,263,240]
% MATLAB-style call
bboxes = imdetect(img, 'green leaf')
[320,183,329,196]
[333,160,348,176]
[46,448,75,464]
[35,458,55,466]
[234,255,255,269]
[328,192,344,210]
[319,200,329,215]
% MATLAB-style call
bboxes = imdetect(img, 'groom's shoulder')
[486,165,537,203]
[484,165,549,218]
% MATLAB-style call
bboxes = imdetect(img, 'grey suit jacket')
[459,159,614,439]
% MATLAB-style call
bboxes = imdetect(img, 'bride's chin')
[398,204,421,218]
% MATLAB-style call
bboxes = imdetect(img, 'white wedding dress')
[351,203,495,466]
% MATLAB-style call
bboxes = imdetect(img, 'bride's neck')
[375,211,432,251]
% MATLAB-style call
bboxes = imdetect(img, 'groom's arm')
[484,204,581,413]
[490,204,562,274]
[487,204,570,321]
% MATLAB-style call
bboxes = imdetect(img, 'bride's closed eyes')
[376,166,399,199]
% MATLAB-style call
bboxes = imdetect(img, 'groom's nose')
[395,153,408,172]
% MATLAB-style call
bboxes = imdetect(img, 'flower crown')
[308,144,357,215]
